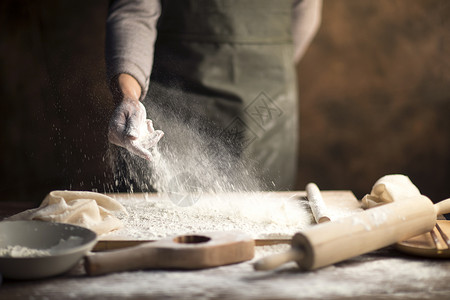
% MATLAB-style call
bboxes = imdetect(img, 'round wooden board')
[395,220,450,258]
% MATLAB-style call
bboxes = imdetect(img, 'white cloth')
[7,191,127,235]
[361,174,421,208]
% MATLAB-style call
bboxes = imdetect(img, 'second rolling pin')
[306,183,331,223]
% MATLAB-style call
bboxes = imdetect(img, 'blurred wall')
[297,0,450,200]
[0,1,113,203]
[0,0,449,203]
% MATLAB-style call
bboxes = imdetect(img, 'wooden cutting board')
[96,191,362,249]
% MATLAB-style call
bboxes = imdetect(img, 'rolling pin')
[255,195,450,271]
[306,183,331,223]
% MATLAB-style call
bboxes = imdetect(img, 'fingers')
[108,100,163,161]
[125,103,146,140]
[125,125,140,140]
[111,131,155,161]
[146,119,155,133]
[109,99,145,143]
[139,130,164,150]
[126,129,164,161]
[126,140,154,161]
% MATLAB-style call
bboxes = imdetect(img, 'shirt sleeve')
[105,0,161,101]
[291,0,322,64]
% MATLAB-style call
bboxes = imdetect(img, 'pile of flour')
[0,245,51,258]
[0,236,84,258]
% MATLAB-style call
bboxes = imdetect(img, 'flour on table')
[103,192,315,239]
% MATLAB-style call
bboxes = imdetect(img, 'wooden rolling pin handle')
[253,249,304,271]
[85,244,159,276]
[434,198,450,216]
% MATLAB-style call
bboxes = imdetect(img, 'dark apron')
[146,0,298,191]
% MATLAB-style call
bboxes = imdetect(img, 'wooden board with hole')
[86,231,255,275]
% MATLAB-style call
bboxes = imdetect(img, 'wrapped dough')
[7,191,127,235]
[361,174,421,208]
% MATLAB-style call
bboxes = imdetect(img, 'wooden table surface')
[1,192,450,299]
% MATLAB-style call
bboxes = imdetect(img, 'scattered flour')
[105,100,360,240]
[352,216,372,231]
[103,192,315,239]
[106,96,271,198]
[368,209,388,227]
[15,245,450,299]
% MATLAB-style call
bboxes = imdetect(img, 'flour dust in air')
[106,97,264,206]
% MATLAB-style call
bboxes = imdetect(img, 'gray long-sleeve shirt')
[105,0,322,100]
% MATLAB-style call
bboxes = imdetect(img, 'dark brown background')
[1,0,449,204]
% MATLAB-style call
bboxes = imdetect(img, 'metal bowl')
[0,220,97,279]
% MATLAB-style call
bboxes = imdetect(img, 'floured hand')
[108,98,164,161]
